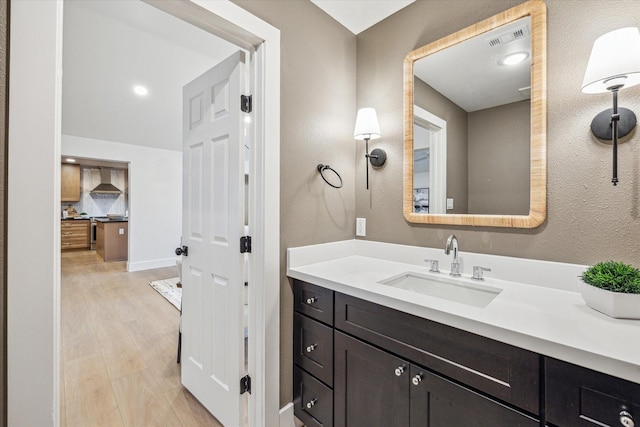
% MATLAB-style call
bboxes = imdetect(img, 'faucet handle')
[472,266,491,281]
[424,259,440,273]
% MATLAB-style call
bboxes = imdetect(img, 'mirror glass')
[403,0,546,228]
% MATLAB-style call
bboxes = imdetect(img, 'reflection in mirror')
[403,0,546,228]
[414,17,531,216]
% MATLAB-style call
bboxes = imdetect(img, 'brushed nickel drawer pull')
[412,374,423,385]
[620,410,634,427]
[306,398,317,409]
[306,297,317,305]
[306,344,317,353]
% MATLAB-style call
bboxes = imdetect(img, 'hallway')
[60,250,222,426]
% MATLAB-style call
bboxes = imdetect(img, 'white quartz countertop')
[287,239,640,384]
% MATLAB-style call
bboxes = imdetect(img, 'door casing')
[7,1,281,425]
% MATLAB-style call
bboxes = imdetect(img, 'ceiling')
[62,1,416,152]
[413,17,532,113]
[62,0,237,152]
[310,0,415,35]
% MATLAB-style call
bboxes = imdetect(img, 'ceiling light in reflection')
[499,52,529,66]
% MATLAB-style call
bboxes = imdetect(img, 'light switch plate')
[356,218,366,237]
[447,198,454,210]
[119,228,125,235]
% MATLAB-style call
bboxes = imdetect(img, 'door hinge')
[240,375,251,394]
[240,236,252,254]
[241,95,252,113]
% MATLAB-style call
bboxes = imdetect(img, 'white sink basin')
[378,272,502,308]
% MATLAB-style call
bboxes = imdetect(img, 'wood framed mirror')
[403,0,546,228]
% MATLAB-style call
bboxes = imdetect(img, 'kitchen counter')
[94,217,128,223]
[287,239,640,384]
[96,220,128,261]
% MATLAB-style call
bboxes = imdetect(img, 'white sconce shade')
[582,27,640,93]
[353,107,381,140]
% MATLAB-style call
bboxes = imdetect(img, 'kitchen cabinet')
[546,358,640,427]
[96,220,128,261]
[61,163,81,202]
[61,220,90,250]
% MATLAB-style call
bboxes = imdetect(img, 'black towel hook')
[317,164,343,189]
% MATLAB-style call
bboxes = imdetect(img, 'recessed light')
[133,85,149,96]
[499,52,529,66]
[65,158,76,163]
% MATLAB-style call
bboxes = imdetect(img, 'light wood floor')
[61,250,223,427]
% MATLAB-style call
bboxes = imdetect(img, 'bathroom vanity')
[288,240,640,427]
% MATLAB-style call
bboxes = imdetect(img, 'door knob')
[175,245,188,256]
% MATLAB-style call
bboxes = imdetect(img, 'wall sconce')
[582,27,640,186]
[354,107,387,189]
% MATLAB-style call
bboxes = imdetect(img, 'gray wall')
[356,0,640,266]
[232,0,357,406]
[468,100,530,215]
[234,0,640,407]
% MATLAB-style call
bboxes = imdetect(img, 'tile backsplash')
[62,167,128,217]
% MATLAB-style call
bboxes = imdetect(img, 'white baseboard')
[127,257,178,272]
[279,402,295,427]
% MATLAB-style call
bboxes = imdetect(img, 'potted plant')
[579,261,640,319]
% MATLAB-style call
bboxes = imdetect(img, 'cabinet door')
[410,365,539,427]
[61,163,81,202]
[546,357,640,427]
[334,331,410,427]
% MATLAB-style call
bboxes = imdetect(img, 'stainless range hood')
[90,168,122,195]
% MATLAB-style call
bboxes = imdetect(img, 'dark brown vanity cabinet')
[546,358,640,427]
[334,331,538,427]
[292,279,640,427]
[293,279,335,427]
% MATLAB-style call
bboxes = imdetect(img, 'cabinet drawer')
[293,279,333,326]
[546,358,640,427]
[294,312,333,387]
[61,240,88,249]
[335,292,540,415]
[61,220,89,228]
[294,366,333,427]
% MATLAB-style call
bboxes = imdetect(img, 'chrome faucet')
[444,234,461,277]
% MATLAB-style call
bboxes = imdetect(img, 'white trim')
[413,105,447,214]
[8,1,281,426]
[127,258,179,272]
[279,402,296,427]
[8,1,63,425]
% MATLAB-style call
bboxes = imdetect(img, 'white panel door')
[181,51,246,427]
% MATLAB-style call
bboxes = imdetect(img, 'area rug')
[149,277,181,310]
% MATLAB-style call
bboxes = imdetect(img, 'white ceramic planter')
[579,281,640,319]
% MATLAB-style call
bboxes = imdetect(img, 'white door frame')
[413,105,447,215]
[7,1,280,426]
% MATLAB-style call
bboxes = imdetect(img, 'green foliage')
[581,261,640,294]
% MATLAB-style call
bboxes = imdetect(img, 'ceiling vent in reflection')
[487,25,530,47]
